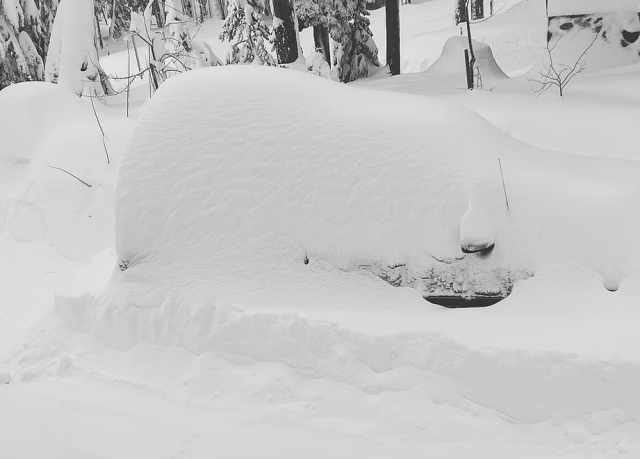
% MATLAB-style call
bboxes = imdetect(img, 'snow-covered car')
[104,65,640,315]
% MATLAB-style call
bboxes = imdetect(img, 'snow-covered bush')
[44,0,114,96]
[329,9,380,82]
[127,0,222,91]
[306,50,332,78]
[296,0,380,82]
[219,0,275,65]
[0,0,58,90]
[97,0,142,39]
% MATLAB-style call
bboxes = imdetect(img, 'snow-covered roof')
[548,0,639,16]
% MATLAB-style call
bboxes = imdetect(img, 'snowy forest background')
[0,0,386,91]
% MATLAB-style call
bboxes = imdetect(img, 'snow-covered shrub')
[95,0,153,39]
[219,0,275,65]
[0,0,58,90]
[44,0,114,96]
[330,9,380,82]
[295,0,380,82]
[127,0,222,91]
[306,50,332,78]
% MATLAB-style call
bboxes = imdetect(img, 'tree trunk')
[109,0,117,39]
[454,0,467,25]
[95,10,104,49]
[270,0,298,64]
[386,0,400,75]
[471,0,484,20]
[313,24,330,67]
[465,2,476,89]
[155,0,166,27]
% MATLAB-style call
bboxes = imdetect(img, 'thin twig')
[498,157,510,212]
[127,38,131,118]
[48,165,93,188]
[89,94,110,164]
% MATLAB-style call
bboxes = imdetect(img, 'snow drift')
[426,36,509,83]
[0,82,133,258]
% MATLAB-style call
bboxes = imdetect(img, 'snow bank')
[60,289,640,429]
[0,82,133,258]
[0,82,90,167]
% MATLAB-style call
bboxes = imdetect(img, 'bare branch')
[530,31,599,96]
[47,165,93,188]
[89,94,110,164]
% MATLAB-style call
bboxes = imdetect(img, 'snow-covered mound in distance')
[0,82,90,196]
[0,82,133,258]
[76,66,640,335]
[426,36,509,83]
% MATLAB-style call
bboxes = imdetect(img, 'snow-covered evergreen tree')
[45,0,114,96]
[0,0,59,90]
[295,0,380,82]
[219,0,275,65]
[329,5,380,82]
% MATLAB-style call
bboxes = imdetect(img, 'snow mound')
[59,290,640,429]
[0,82,133,258]
[426,36,509,81]
[0,82,91,196]
[76,65,640,344]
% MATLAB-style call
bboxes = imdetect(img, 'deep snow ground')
[2,0,640,457]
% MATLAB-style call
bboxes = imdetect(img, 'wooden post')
[464,49,473,90]
[386,0,400,75]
